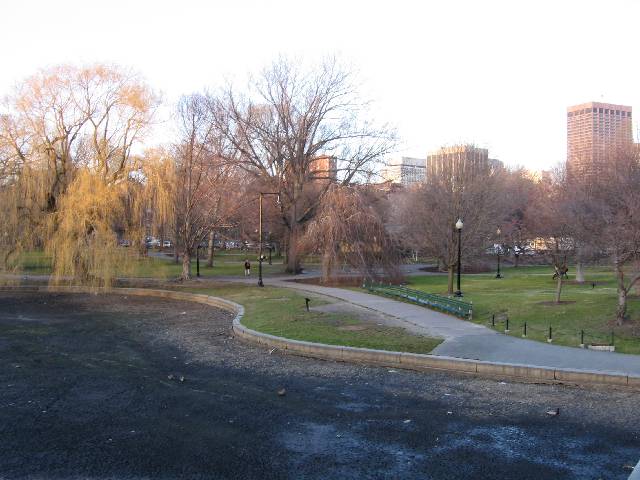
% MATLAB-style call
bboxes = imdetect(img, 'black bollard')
[305,298,310,312]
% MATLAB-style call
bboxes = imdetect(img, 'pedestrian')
[244,259,251,276]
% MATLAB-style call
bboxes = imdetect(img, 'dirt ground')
[0,291,638,479]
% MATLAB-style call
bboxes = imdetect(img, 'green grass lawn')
[405,265,640,354]
[182,283,441,354]
[7,250,285,278]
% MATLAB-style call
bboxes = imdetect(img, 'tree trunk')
[575,261,585,283]
[615,262,627,325]
[554,275,563,304]
[181,251,192,280]
[447,266,454,295]
[514,253,519,268]
[285,224,300,274]
[174,244,179,264]
[206,231,214,267]
[321,248,334,284]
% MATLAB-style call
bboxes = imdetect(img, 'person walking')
[244,259,251,276]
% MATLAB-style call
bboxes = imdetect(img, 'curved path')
[249,277,640,378]
[0,290,638,479]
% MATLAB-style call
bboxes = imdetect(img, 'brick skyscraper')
[566,102,633,177]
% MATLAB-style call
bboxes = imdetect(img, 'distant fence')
[485,312,617,349]
[363,281,473,319]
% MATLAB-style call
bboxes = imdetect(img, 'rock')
[546,408,560,416]
[277,388,286,396]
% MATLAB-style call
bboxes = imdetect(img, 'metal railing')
[363,281,473,319]
[486,313,617,349]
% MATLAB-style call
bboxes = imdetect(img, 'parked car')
[163,240,172,248]
[119,239,131,247]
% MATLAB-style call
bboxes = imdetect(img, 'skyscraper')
[566,102,633,178]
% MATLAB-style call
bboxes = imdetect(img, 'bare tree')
[397,146,504,294]
[525,168,576,303]
[498,167,538,267]
[173,94,240,280]
[211,57,396,273]
[568,149,640,324]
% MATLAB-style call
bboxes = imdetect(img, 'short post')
[196,246,200,277]
[522,322,527,338]
[580,329,585,348]
[305,298,310,312]
[547,326,553,343]
[504,316,509,334]
[492,314,495,327]
[611,330,614,346]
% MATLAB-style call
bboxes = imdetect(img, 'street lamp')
[495,227,503,279]
[454,218,463,297]
[258,192,279,287]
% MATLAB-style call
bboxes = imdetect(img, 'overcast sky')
[2,0,639,170]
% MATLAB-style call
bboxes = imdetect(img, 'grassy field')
[182,283,441,354]
[9,250,285,278]
[405,265,640,354]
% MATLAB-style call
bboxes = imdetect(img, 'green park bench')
[363,281,473,319]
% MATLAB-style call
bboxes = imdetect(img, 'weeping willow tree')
[303,184,402,284]
[0,64,162,288]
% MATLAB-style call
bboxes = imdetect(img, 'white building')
[382,157,426,185]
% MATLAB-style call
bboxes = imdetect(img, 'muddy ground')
[0,291,638,479]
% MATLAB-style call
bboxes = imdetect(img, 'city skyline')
[2,0,639,171]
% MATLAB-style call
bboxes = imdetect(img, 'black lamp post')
[258,192,279,287]
[196,245,200,277]
[454,218,463,297]
[495,227,503,279]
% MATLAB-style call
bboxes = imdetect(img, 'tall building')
[382,157,426,185]
[309,155,337,183]
[426,145,500,179]
[566,102,633,177]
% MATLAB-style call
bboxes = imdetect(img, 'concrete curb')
[3,285,640,389]
[233,317,640,388]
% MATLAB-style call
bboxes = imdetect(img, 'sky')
[2,0,639,171]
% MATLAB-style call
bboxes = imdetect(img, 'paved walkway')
[260,278,640,378]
